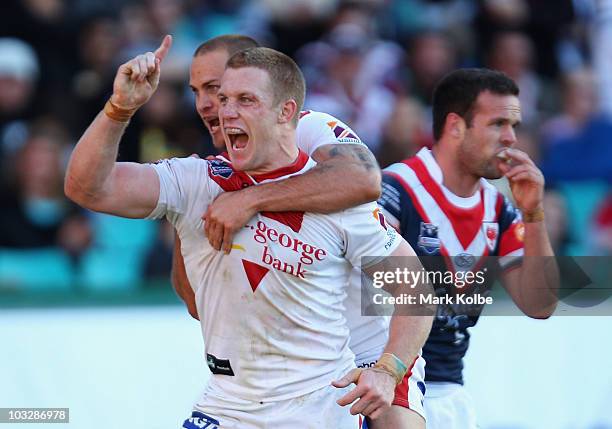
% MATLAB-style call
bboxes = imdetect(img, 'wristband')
[373,353,408,385]
[104,98,137,123]
[522,208,545,223]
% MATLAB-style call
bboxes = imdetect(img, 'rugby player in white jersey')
[64,36,433,428]
[172,35,428,429]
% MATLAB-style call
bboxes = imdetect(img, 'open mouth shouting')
[225,127,249,151]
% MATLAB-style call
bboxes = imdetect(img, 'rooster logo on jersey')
[482,222,499,252]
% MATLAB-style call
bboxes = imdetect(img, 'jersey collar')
[417,147,481,208]
[219,149,312,184]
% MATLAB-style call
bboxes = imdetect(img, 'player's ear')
[446,113,466,140]
[278,99,298,125]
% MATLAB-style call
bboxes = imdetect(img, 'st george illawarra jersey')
[147,149,400,402]
[378,148,525,385]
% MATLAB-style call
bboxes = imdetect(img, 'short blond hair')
[226,47,305,126]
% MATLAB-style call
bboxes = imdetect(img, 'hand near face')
[498,148,545,213]
[111,35,172,110]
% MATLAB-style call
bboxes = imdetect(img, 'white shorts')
[357,355,426,421]
[185,383,359,429]
[424,382,477,429]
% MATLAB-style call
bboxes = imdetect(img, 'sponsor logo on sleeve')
[326,121,362,144]
[373,208,397,250]
[372,208,388,230]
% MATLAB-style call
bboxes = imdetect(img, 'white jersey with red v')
[148,150,400,402]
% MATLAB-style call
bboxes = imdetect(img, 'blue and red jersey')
[378,148,524,384]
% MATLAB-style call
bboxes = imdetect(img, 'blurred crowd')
[1,0,611,292]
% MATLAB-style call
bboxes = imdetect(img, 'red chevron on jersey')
[404,156,485,249]
[242,260,269,292]
[384,149,502,272]
[262,211,305,233]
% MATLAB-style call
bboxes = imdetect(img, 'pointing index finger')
[154,35,173,63]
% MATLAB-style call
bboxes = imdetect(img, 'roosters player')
[378,68,559,429]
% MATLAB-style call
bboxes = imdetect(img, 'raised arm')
[498,148,559,318]
[64,36,172,218]
[205,142,381,252]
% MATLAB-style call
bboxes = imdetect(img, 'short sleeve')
[296,110,365,156]
[378,174,405,231]
[146,157,215,228]
[341,202,401,269]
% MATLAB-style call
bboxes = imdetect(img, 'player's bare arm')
[171,233,199,318]
[205,142,381,253]
[498,148,559,318]
[172,235,199,319]
[333,239,434,421]
[64,36,173,218]
[170,153,201,319]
